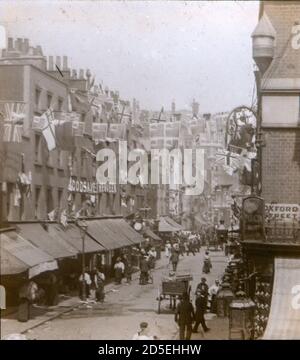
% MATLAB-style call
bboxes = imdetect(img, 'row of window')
[35,87,64,112]
[34,134,97,174]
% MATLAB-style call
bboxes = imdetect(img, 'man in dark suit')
[193,289,210,333]
[175,292,195,340]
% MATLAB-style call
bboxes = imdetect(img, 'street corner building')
[0,0,300,341]
[245,0,300,340]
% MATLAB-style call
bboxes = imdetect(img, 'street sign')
[265,203,300,222]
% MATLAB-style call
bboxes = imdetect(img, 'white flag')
[42,121,56,151]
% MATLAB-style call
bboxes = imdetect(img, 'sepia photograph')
[0,0,300,345]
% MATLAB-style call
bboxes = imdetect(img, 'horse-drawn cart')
[157,273,193,314]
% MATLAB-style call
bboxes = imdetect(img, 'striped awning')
[144,228,161,241]
[0,230,58,277]
[263,257,300,339]
[86,218,144,250]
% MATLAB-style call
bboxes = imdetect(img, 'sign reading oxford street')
[265,203,300,222]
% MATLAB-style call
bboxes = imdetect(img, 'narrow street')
[14,250,227,340]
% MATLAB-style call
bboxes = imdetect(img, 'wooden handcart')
[157,273,193,314]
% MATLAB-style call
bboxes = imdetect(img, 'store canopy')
[86,218,144,250]
[144,228,161,241]
[263,258,300,339]
[48,223,106,254]
[1,247,28,275]
[16,223,78,259]
[158,216,182,232]
[0,230,58,277]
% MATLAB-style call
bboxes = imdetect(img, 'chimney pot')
[23,38,29,54]
[20,39,27,54]
[86,68,91,78]
[63,56,68,71]
[15,38,22,51]
[36,45,43,56]
[55,56,61,69]
[79,69,84,79]
[48,56,54,71]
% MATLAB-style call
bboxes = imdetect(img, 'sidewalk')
[0,255,169,339]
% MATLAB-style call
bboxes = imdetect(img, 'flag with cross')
[0,102,26,143]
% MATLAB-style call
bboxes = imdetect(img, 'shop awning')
[144,228,161,241]
[1,247,29,275]
[16,223,78,259]
[48,223,106,254]
[159,216,182,232]
[86,218,144,250]
[263,258,300,339]
[166,217,183,230]
[0,231,58,277]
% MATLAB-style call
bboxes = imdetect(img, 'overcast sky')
[0,1,259,113]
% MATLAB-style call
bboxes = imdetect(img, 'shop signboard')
[242,196,265,241]
[68,178,117,194]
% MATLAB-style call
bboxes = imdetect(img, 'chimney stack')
[79,69,84,79]
[48,56,54,71]
[63,56,68,71]
[72,69,77,79]
[55,56,61,69]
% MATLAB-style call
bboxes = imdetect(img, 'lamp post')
[78,220,88,301]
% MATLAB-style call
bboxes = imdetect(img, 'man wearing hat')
[196,278,209,298]
[193,289,210,333]
[175,292,195,340]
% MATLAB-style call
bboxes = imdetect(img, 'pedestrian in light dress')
[114,258,125,284]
